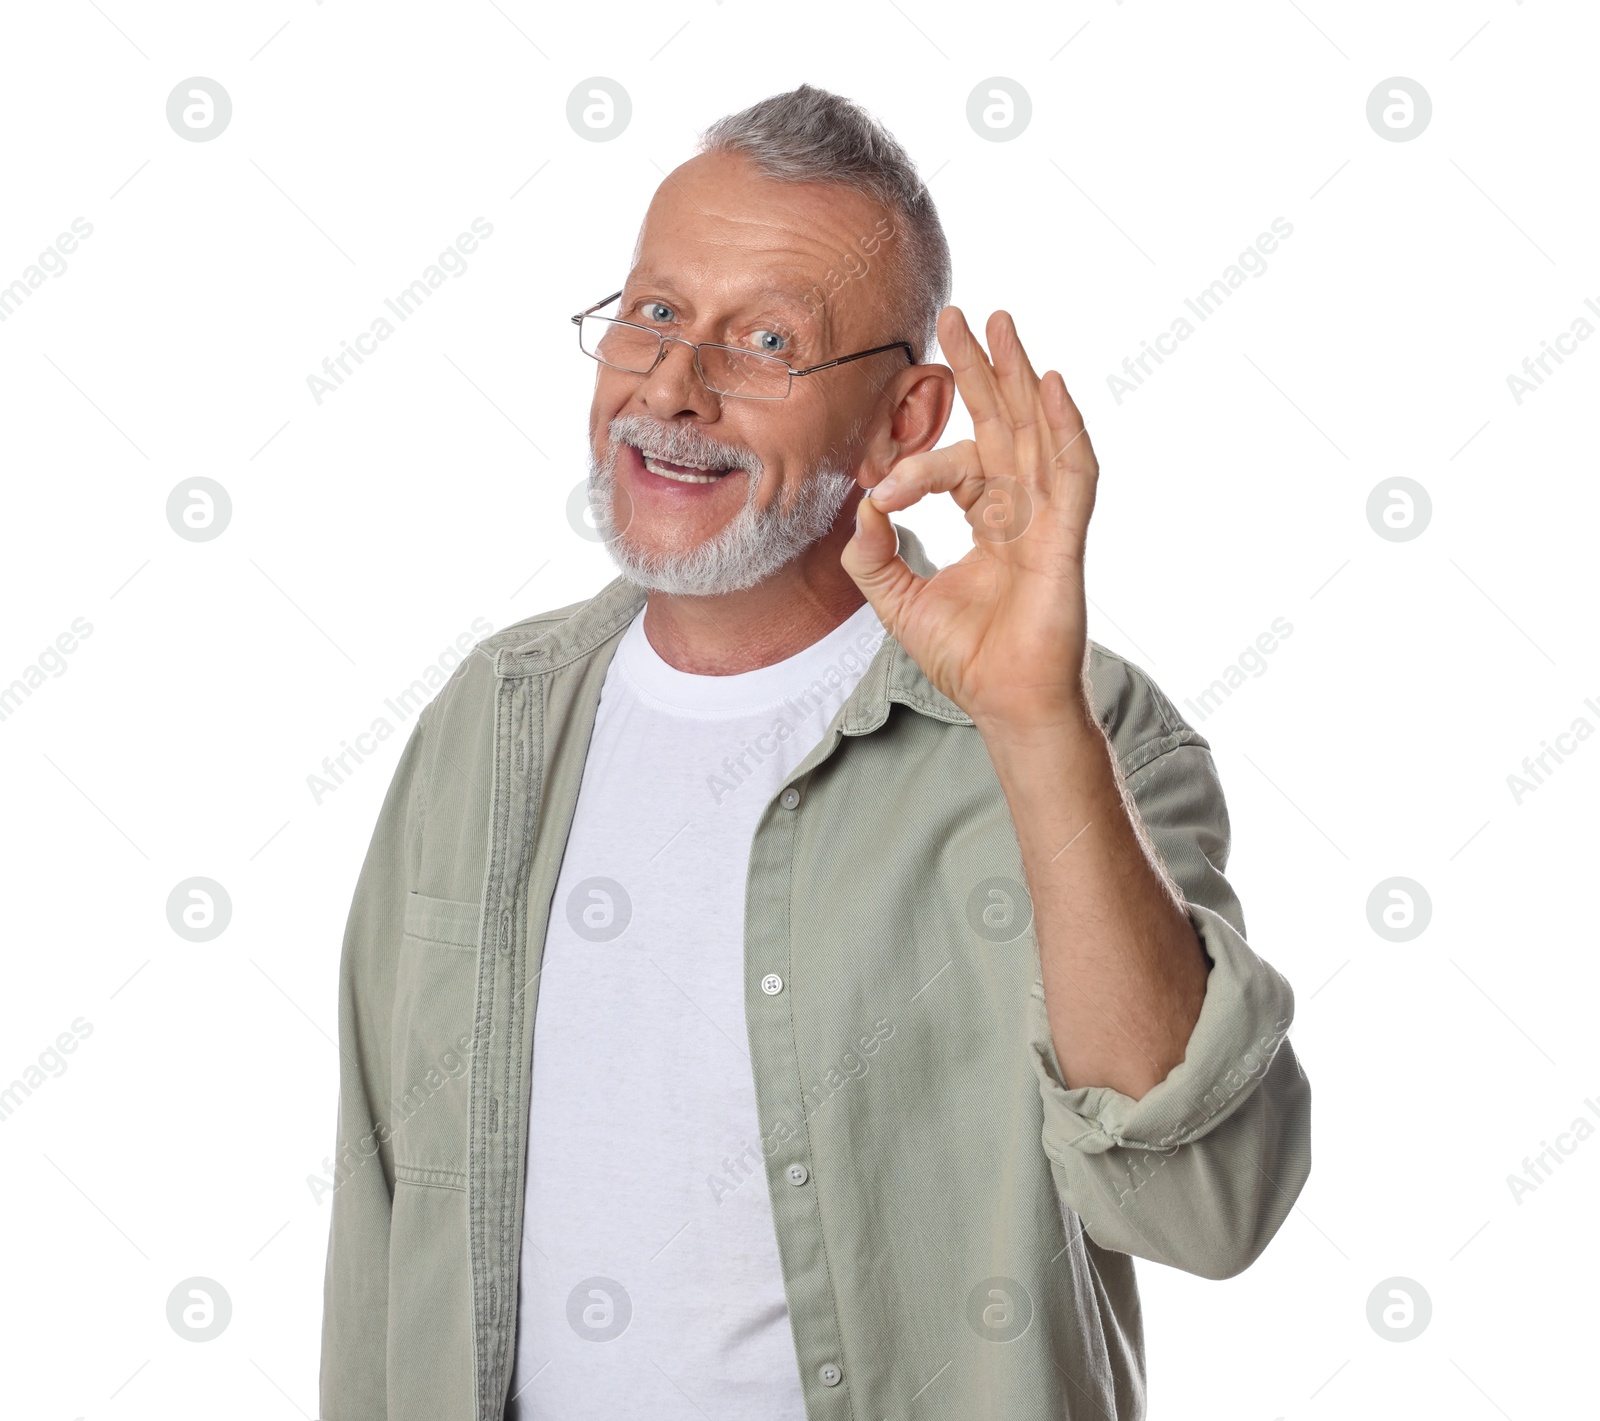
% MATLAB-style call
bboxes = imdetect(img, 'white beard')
[587,412,862,596]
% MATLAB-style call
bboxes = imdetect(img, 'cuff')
[1032,900,1295,1160]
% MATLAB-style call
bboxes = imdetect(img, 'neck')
[638,516,867,675]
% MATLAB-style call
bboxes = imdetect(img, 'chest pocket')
[389,892,481,1184]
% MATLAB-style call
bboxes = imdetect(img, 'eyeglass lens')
[578,316,790,398]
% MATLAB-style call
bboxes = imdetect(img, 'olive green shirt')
[319,523,1312,1421]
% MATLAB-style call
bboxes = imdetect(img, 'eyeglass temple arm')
[571,290,625,325]
[791,342,915,378]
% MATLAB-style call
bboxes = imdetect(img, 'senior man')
[320,83,1311,1421]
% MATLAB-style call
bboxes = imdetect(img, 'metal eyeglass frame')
[571,289,914,400]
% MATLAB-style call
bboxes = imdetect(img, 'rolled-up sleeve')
[1031,737,1313,1280]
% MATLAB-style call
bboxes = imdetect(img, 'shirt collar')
[493,521,974,730]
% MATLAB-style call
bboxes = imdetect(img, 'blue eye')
[751,328,786,354]
[642,301,674,323]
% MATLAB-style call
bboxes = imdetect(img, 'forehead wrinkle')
[649,196,871,272]
[646,155,721,225]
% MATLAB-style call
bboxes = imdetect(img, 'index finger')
[937,306,1017,477]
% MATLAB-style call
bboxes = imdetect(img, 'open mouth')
[633,445,738,485]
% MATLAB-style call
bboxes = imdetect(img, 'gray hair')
[695,84,952,364]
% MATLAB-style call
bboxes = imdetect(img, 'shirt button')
[818,1362,842,1387]
[786,1162,810,1186]
[760,972,784,996]
[779,787,801,810]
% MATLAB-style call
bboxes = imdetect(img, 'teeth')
[642,452,730,484]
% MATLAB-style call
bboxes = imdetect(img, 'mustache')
[607,413,763,474]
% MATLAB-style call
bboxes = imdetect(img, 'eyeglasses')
[570,290,914,400]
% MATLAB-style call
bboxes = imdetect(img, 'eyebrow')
[622,276,815,320]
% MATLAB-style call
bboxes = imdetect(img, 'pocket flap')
[403,892,481,950]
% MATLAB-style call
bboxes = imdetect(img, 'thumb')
[841,490,923,638]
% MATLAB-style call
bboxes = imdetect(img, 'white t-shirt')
[507,598,886,1419]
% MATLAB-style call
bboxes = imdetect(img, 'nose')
[638,335,720,422]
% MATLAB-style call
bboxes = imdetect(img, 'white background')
[2,1,1596,1417]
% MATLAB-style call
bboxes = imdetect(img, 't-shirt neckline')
[613,599,886,716]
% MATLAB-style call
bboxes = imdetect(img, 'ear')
[891,363,956,462]
[852,365,955,489]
